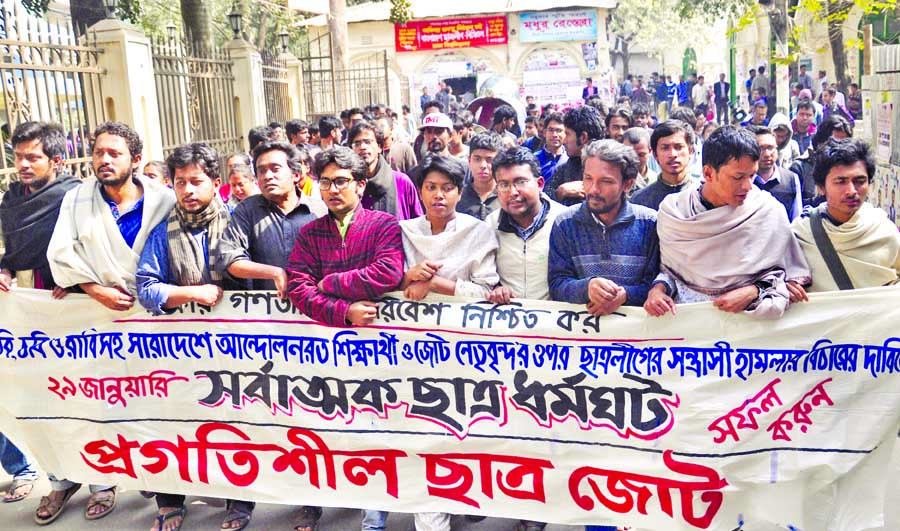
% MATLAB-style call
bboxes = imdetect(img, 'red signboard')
[395,16,508,52]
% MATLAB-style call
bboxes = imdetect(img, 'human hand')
[84,283,134,311]
[713,285,759,313]
[786,280,809,303]
[587,287,626,316]
[405,261,442,283]
[644,284,677,317]
[346,300,378,325]
[588,277,622,304]
[192,284,224,306]
[403,280,431,301]
[486,286,516,304]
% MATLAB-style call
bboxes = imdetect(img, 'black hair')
[166,142,220,182]
[93,121,143,158]
[347,120,385,149]
[563,106,604,145]
[251,141,304,175]
[346,107,365,118]
[649,120,695,154]
[452,116,467,132]
[308,125,319,135]
[812,115,853,150]
[746,125,773,137]
[758,65,766,74]
[422,100,445,113]
[812,138,875,187]
[295,144,312,166]
[622,127,650,146]
[491,146,541,180]
[631,103,650,117]
[796,101,815,113]
[524,115,538,126]
[268,121,283,130]
[701,125,760,171]
[669,107,698,129]
[11,121,67,160]
[492,104,517,126]
[313,146,368,181]
[456,110,474,128]
[248,126,274,151]
[605,107,634,129]
[415,154,466,190]
[468,132,503,154]
[144,160,169,180]
[285,119,309,138]
[582,139,639,185]
[542,112,564,128]
[318,116,343,139]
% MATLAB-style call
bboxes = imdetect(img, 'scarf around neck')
[166,194,230,286]
[363,156,398,216]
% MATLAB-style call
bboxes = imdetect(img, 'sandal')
[292,505,323,531]
[34,483,82,525]
[4,477,36,503]
[152,505,187,531]
[221,500,254,531]
[84,487,117,520]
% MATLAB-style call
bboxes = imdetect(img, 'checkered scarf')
[166,194,230,287]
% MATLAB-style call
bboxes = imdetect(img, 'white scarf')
[47,176,175,294]
[792,203,900,292]
[657,185,812,294]
[400,214,499,298]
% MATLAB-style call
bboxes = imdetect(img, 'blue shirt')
[548,201,660,306]
[534,148,568,181]
[135,221,205,315]
[101,188,144,248]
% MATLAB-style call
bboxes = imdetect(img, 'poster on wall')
[518,10,598,43]
[581,42,598,71]
[395,16,507,52]
[876,98,893,164]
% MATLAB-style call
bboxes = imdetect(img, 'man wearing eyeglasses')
[548,139,660,317]
[286,146,404,327]
[348,119,422,220]
[218,141,325,298]
[485,147,566,309]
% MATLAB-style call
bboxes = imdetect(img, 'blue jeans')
[0,433,38,480]
[361,510,387,531]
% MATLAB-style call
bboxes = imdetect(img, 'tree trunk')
[256,9,270,50]
[329,0,349,71]
[181,0,213,51]
[827,0,854,93]
[622,39,631,79]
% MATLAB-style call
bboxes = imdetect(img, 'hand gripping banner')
[0,287,898,530]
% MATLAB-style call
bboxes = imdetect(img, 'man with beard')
[135,143,255,531]
[644,126,811,320]
[44,121,175,523]
[348,120,422,220]
[0,121,79,507]
[631,120,697,210]
[548,139,660,316]
[791,138,900,292]
[546,106,605,206]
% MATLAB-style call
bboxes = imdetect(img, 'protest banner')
[0,287,898,530]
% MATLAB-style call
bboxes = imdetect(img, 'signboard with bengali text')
[518,10,598,43]
[394,16,507,53]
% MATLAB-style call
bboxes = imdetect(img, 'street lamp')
[102,0,118,19]
[278,31,290,53]
[228,3,243,40]
[166,22,177,42]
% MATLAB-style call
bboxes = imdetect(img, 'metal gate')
[151,36,241,157]
[0,0,106,190]
[298,30,389,121]
[261,51,290,124]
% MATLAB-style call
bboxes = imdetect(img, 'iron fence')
[0,0,105,190]
[151,36,241,158]
[261,51,290,124]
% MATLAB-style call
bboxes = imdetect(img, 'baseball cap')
[420,113,453,130]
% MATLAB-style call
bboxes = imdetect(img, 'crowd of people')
[0,73,898,531]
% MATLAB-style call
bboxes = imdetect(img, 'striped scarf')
[166,194,230,287]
